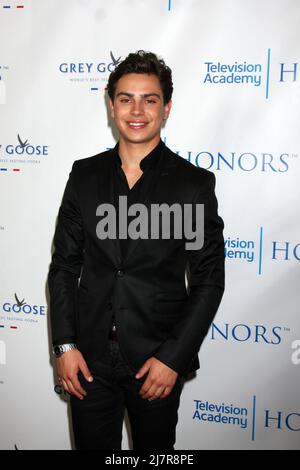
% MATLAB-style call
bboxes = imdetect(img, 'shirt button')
[117,269,124,277]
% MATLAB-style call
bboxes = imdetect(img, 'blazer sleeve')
[154,171,225,375]
[47,162,84,346]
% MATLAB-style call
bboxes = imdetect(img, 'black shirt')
[108,139,164,332]
[112,139,165,260]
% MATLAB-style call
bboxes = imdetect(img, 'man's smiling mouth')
[127,121,148,129]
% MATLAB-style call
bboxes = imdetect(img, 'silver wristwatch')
[53,343,78,358]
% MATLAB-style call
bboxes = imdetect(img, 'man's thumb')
[135,360,151,379]
[80,362,93,383]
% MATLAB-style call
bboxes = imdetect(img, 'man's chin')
[120,133,160,146]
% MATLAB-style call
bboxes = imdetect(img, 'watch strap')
[53,343,77,357]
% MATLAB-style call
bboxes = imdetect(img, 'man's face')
[109,73,172,146]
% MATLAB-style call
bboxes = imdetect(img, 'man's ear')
[109,98,115,118]
[163,100,172,120]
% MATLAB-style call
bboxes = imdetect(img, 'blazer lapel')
[96,149,122,267]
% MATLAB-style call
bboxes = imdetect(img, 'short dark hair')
[107,50,173,104]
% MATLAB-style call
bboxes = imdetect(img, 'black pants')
[70,340,184,450]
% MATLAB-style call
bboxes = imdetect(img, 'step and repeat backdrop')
[0,0,299,450]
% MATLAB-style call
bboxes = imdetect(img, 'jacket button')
[117,269,124,277]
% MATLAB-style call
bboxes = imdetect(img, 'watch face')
[54,346,61,356]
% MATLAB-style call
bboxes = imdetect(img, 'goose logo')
[58,51,122,77]
[1,293,47,326]
[110,51,121,67]
[58,51,122,91]
[14,293,25,307]
[17,134,29,149]
[0,134,49,159]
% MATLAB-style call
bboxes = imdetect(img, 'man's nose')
[131,100,144,115]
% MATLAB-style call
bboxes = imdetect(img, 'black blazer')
[48,143,225,376]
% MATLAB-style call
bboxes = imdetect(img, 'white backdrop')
[0,0,299,450]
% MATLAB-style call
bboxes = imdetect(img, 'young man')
[48,50,225,450]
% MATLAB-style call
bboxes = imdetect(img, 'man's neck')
[118,137,160,171]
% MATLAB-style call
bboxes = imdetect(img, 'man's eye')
[120,98,130,103]
[145,99,156,104]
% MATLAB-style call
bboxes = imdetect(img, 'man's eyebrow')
[142,93,161,99]
[116,92,161,99]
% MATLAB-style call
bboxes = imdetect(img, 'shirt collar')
[113,139,164,172]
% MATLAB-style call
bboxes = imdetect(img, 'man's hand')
[135,357,178,401]
[56,349,93,400]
